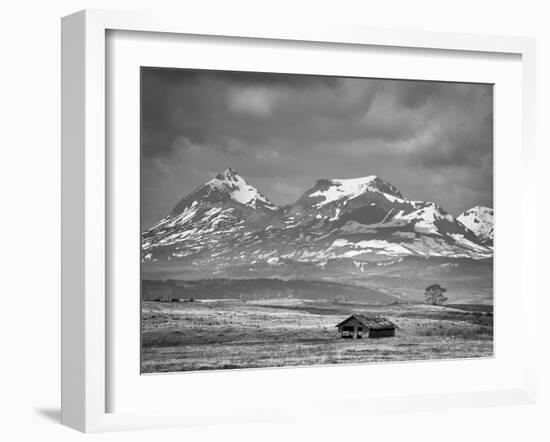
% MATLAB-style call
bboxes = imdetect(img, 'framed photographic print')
[61,9,537,432]
[139,68,494,374]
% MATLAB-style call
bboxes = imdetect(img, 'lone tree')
[424,284,448,305]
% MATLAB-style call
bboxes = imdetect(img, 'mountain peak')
[162,168,278,225]
[366,176,404,199]
[204,168,278,211]
[457,206,494,243]
[308,174,403,208]
[216,167,240,181]
[316,175,377,188]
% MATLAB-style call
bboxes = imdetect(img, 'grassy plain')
[141,298,493,373]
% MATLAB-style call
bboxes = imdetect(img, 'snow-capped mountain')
[287,176,452,234]
[142,170,493,268]
[165,167,278,218]
[142,169,280,260]
[277,176,491,261]
[457,206,494,244]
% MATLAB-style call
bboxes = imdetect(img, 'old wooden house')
[336,315,396,339]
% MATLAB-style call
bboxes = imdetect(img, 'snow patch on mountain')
[450,233,490,252]
[457,206,494,242]
[309,175,403,208]
[330,238,412,256]
[208,168,278,210]
[310,176,377,207]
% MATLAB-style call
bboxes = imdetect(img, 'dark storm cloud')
[141,68,493,229]
[141,69,343,158]
[392,81,443,108]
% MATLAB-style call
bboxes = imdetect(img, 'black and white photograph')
[140,68,494,373]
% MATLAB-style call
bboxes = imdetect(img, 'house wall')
[368,328,395,338]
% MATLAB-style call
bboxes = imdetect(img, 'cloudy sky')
[141,68,493,229]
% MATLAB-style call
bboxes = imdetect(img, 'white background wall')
[0,1,548,441]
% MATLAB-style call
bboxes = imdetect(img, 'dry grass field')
[141,298,493,373]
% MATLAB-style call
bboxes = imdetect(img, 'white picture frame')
[61,9,537,433]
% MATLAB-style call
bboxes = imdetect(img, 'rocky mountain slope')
[457,206,494,245]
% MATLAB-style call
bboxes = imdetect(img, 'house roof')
[335,314,397,330]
